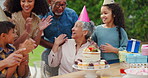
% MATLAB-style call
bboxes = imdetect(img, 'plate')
[72,64,110,71]
[72,64,110,78]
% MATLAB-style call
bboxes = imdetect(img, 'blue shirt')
[39,7,78,43]
[92,24,128,61]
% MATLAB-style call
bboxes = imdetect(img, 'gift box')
[126,39,140,53]
[141,44,148,55]
[126,54,136,63]
[119,51,129,62]
[126,53,148,63]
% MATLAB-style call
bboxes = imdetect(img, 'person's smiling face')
[100,6,114,24]
[5,29,16,44]
[71,21,85,39]
[51,0,67,16]
[20,0,35,14]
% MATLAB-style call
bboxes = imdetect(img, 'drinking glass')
[33,61,51,78]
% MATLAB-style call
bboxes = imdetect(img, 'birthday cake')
[74,45,107,69]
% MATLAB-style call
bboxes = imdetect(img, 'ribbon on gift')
[126,39,141,53]
[131,39,136,52]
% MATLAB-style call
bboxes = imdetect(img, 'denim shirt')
[39,7,78,43]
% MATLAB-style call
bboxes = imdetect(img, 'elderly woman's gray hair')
[78,20,95,39]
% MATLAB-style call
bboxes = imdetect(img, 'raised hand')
[38,15,52,31]
[54,34,68,46]
[52,34,68,53]
[25,17,33,33]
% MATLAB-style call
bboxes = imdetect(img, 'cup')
[33,61,51,78]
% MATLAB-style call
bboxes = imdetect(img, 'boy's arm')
[17,54,29,77]
[0,60,8,71]
[6,66,17,78]
[0,52,23,71]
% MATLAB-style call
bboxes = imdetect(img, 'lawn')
[29,45,45,66]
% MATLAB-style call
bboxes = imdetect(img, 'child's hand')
[4,52,23,67]
[100,43,119,53]
[38,15,52,31]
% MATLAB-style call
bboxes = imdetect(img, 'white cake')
[74,45,107,69]
[82,52,100,63]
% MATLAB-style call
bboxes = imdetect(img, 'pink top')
[48,39,91,75]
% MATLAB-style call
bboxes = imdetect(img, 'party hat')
[78,6,90,22]
[0,6,8,21]
[103,0,115,5]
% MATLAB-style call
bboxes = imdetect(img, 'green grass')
[29,45,45,66]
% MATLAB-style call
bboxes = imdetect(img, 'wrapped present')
[141,44,148,55]
[126,53,148,63]
[126,39,141,53]
[119,51,129,62]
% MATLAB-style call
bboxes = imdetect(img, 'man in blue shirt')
[39,0,78,76]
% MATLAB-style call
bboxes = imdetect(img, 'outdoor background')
[0,0,148,66]
[67,0,148,42]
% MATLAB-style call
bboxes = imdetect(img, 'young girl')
[92,1,128,64]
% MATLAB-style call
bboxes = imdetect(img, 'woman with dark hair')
[3,0,52,77]
[92,0,128,64]
[4,0,52,48]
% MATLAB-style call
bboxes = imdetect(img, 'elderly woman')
[48,20,96,75]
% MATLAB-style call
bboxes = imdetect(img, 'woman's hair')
[0,21,15,35]
[77,21,95,40]
[4,0,49,16]
[103,3,125,40]
[4,11,12,18]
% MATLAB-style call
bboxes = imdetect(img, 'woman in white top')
[48,20,97,75]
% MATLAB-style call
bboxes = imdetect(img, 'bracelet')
[26,32,31,37]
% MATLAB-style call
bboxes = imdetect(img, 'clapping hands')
[19,38,36,55]
[4,48,27,67]
[25,17,33,33]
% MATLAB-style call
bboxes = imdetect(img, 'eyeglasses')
[53,2,67,8]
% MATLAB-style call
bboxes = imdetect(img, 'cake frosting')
[74,45,107,69]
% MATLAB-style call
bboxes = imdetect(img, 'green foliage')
[67,0,148,41]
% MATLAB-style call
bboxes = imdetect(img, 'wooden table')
[51,63,122,78]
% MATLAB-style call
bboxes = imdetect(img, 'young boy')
[0,21,35,78]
